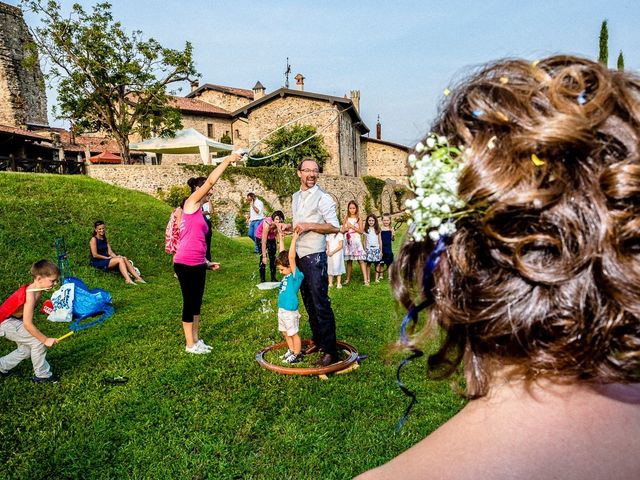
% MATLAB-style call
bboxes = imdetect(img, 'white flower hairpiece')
[405,133,466,241]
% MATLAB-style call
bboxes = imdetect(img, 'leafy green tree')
[219,132,232,144]
[617,51,625,71]
[22,1,197,163]
[598,20,609,66]
[247,124,330,169]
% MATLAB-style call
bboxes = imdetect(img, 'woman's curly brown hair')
[393,55,640,398]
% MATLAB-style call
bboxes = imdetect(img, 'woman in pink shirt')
[174,153,241,354]
[256,210,285,283]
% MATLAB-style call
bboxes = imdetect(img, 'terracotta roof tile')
[48,131,120,153]
[0,124,50,141]
[186,83,254,100]
[170,97,231,116]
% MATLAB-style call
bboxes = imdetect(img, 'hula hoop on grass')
[256,339,360,376]
[246,105,353,162]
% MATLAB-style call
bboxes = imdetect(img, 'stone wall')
[85,165,405,235]
[179,113,232,142]
[0,2,48,128]
[231,116,250,149]
[242,96,351,176]
[196,90,251,113]
[362,138,410,185]
[337,109,359,177]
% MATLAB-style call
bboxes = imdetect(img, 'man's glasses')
[300,168,320,174]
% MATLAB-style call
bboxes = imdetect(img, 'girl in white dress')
[342,201,367,285]
[363,215,382,284]
[326,232,346,288]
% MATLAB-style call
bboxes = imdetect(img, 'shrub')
[362,176,386,212]
[157,184,190,208]
[247,124,329,170]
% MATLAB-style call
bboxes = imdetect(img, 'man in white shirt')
[292,158,340,366]
[246,193,264,254]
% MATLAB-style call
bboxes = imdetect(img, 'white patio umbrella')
[129,128,234,165]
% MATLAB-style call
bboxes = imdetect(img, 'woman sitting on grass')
[359,55,640,479]
[89,220,145,285]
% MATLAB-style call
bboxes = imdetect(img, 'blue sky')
[9,0,640,146]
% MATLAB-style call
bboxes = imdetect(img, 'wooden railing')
[0,155,86,175]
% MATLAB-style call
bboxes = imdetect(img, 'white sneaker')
[280,349,293,360]
[185,343,209,354]
[197,339,212,351]
[284,353,303,364]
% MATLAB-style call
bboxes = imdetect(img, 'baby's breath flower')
[406,133,466,241]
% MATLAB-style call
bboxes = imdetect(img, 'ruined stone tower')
[0,2,48,128]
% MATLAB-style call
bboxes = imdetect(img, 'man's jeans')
[248,219,262,253]
[297,252,337,356]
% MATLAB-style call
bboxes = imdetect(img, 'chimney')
[190,80,200,92]
[350,90,360,112]
[376,115,381,139]
[253,81,265,99]
[295,73,305,91]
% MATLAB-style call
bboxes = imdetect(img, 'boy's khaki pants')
[0,317,52,378]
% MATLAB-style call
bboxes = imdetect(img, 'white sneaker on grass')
[197,340,212,351]
[280,349,293,360]
[284,353,303,364]
[185,343,209,354]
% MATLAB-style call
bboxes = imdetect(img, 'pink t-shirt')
[255,217,276,241]
[173,210,208,266]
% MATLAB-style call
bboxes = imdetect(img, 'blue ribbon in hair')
[396,235,448,432]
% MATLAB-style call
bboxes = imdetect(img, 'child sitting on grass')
[275,231,304,364]
[0,260,61,383]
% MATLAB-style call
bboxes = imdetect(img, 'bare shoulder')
[357,382,640,480]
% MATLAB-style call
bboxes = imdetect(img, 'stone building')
[361,137,410,184]
[231,88,368,176]
[0,0,409,182]
[0,2,48,129]
[174,77,409,181]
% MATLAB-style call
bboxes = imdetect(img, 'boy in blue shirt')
[275,231,304,364]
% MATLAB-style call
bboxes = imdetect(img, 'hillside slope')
[0,172,462,480]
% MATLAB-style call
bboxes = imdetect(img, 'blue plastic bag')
[63,277,115,332]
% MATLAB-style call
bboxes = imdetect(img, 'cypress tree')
[617,51,625,70]
[598,20,608,66]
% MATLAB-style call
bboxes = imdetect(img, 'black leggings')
[174,263,207,323]
[258,238,277,282]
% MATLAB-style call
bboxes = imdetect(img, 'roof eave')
[186,83,254,100]
[178,108,232,119]
[233,88,369,134]
[361,136,409,151]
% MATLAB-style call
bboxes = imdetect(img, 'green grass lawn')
[0,172,465,480]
